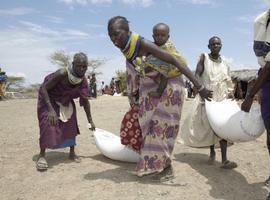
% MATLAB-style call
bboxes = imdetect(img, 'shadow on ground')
[174,152,268,200]
[83,154,137,183]
[83,154,188,186]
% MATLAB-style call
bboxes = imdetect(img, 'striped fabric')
[122,32,141,63]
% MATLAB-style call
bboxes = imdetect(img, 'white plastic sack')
[113,93,122,97]
[93,128,140,163]
[205,99,265,142]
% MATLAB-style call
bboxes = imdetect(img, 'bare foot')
[207,154,216,165]
[69,152,81,163]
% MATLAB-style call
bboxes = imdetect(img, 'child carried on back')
[133,23,186,97]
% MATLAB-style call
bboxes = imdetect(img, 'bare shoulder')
[141,38,158,51]
[199,53,205,62]
[42,68,67,89]
[58,68,67,76]
[51,68,67,81]
[53,68,67,79]
[140,38,164,56]
[197,53,206,67]
[141,38,155,48]
[196,53,205,76]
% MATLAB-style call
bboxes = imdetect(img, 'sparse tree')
[6,76,25,91]
[49,50,104,76]
[49,50,71,68]
[24,83,41,93]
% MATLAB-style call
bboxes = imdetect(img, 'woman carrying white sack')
[179,36,237,169]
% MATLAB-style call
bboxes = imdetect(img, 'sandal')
[36,156,48,171]
[158,173,175,182]
[220,160,237,169]
[151,165,175,182]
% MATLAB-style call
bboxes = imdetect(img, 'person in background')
[110,77,115,95]
[185,80,194,98]
[87,75,91,97]
[101,81,105,95]
[232,78,243,100]
[89,73,97,98]
[0,67,7,100]
[115,79,121,94]
[36,52,95,171]
[104,85,113,95]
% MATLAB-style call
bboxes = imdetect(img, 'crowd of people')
[87,76,122,97]
[34,9,270,200]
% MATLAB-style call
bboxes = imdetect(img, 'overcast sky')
[1,0,270,86]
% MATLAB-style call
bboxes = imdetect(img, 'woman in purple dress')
[36,52,95,171]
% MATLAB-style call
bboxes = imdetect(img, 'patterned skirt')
[120,104,142,151]
[136,75,185,176]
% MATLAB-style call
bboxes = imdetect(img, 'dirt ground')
[0,96,269,200]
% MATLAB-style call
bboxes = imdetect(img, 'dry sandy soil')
[0,96,269,200]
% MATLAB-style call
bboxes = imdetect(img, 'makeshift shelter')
[231,69,258,82]
[230,69,258,99]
